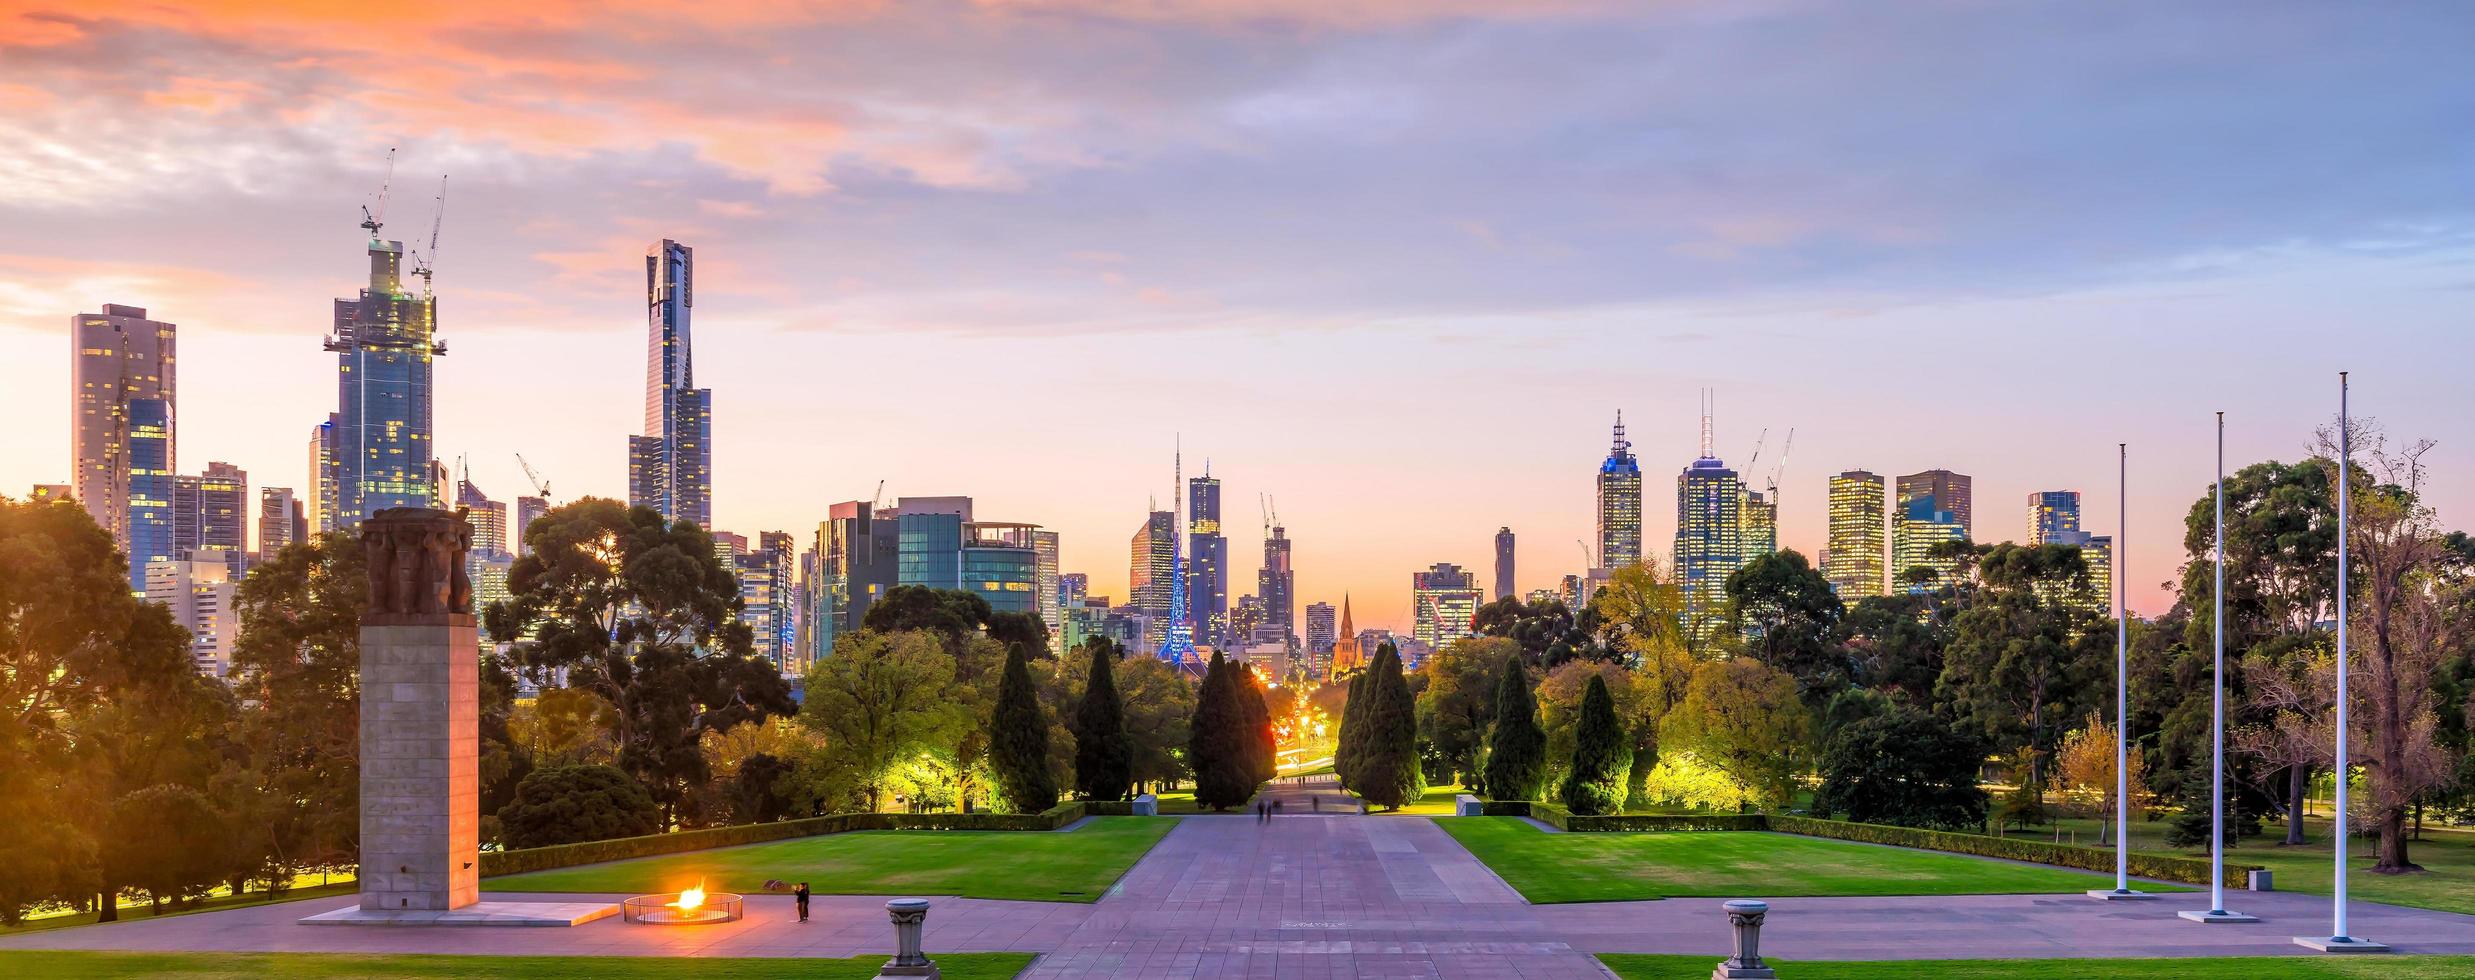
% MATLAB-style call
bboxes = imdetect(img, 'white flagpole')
[2300,372,2382,951]
[2184,413,2254,923]
[2094,444,2147,899]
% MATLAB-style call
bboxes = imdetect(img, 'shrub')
[1770,815,2252,889]
[1481,659,1546,803]
[496,765,663,849]
[1072,642,1133,801]
[1558,674,1629,815]
[1811,704,1989,830]
[990,645,1059,813]
[1355,645,1427,811]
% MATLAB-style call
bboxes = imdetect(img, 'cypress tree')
[990,643,1059,813]
[1560,673,1629,815]
[1073,640,1133,801]
[1190,652,1257,810]
[1238,666,1277,784]
[1336,666,1370,790]
[1481,658,1547,802]
[1357,644,1428,811]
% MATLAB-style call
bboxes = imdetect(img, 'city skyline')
[6,2,2474,630]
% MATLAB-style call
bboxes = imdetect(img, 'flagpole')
[2093,443,2148,899]
[2184,412,2255,923]
[2299,372,2384,951]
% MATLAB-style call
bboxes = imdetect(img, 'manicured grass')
[1365,782,1466,815]
[1950,812,2475,916]
[1439,818,2161,903]
[487,816,1174,903]
[0,951,1033,979]
[1601,953,2475,979]
[2,882,356,936]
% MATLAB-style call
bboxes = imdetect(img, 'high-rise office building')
[1411,562,1483,651]
[1129,509,1176,650]
[1493,527,1515,601]
[1893,493,1968,593]
[1897,470,1973,542]
[257,487,307,557]
[1674,403,1743,641]
[455,476,509,558]
[1258,524,1294,640]
[1033,530,1062,655]
[514,495,548,556]
[146,554,239,677]
[1304,601,1337,657]
[959,522,1042,617]
[172,461,248,560]
[327,214,444,528]
[2027,490,2081,545]
[803,500,901,662]
[1187,470,1227,646]
[735,531,798,673]
[307,414,341,535]
[627,239,713,529]
[1823,470,1887,599]
[1739,488,1777,562]
[1596,413,1642,570]
[73,304,177,589]
[1058,571,1089,610]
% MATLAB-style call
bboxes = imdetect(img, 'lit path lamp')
[2090,443,2152,901]
[2296,373,2386,952]
[2181,414,2257,924]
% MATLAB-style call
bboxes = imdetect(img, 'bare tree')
[2315,422,2468,873]
[2233,649,2333,845]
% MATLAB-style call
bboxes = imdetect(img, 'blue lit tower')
[327,200,444,526]
[1596,413,1642,570]
[1157,445,1200,669]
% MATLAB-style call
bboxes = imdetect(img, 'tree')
[1560,673,1629,815]
[2317,423,2468,872]
[797,631,967,811]
[510,687,621,767]
[1188,652,1256,811]
[1415,637,1512,788]
[1236,662,1278,785]
[1482,657,1547,802]
[861,585,994,647]
[1936,543,2105,796]
[2232,644,2333,844]
[989,644,1059,813]
[1722,550,1848,699]
[1473,596,1596,666]
[986,611,1051,661]
[226,531,367,879]
[2058,711,2151,843]
[487,499,793,822]
[1659,659,1810,808]
[104,784,234,914]
[1071,639,1134,801]
[496,765,662,848]
[1355,645,1426,810]
[1812,704,1989,830]
[1837,594,1948,702]
[1116,655,1196,793]
[1336,664,1371,789]
[720,752,796,824]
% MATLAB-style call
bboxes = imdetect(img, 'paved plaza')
[10,809,2475,977]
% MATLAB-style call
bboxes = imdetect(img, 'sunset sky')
[3,1,2471,630]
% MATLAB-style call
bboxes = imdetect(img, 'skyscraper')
[736,530,798,673]
[1187,468,1227,646]
[1493,527,1515,601]
[145,554,238,677]
[804,500,901,662]
[2027,490,2082,544]
[514,495,548,556]
[1258,523,1294,641]
[1412,562,1483,652]
[1823,470,1887,598]
[1739,488,1777,562]
[257,487,307,558]
[1596,413,1642,570]
[327,213,444,528]
[1058,571,1089,610]
[628,239,713,529]
[1894,493,1968,593]
[308,413,342,535]
[1304,601,1337,658]
[72,304,176,588]
[1896,469,1973,541]
[172,461,248,560]
[1033,530,1063,654]
[455,475,509,558]
[1129,509,1176,651]
[1674,400,1742,641]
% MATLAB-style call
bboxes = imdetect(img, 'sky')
[3,0,2472,630]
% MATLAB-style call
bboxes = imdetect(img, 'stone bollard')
[1712,899,1777,979]
[876,898,939,979]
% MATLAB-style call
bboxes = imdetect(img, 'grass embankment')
[1439,817,2156,904]
[1600,953,2475,979]
[2,881,357,936]
[488,815,1174,903]
[0,951,1034,979]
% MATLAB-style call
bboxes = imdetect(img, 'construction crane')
[359,147,396,240]
[515,453,551,502]
[1767,428,1796,496]
[411,175,446,297]
[869,479,886,511]
[1576,538,1597,570]
[1744,427,1769,473]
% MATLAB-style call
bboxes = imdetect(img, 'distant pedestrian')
[795,882,811,922]
[1312,797,1321,813]
[1272,800,1283,818]
[1256,800,1266,823]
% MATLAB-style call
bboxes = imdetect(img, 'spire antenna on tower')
[1699,388,1716,459]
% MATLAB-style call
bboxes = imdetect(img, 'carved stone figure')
[361,508,473,619]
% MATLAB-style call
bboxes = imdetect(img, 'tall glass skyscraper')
[1894,493,1968,592]
[1258,524,1293,641]
[1674,401,1742,641]
[1033,530,1062,654]
[1596,413,1642,570]
[1129,509,1175,650]
[2027,490,2081,544]
[1411,562,1483,652]
[72,304,176,589]
[1187,470,1227,646]
[1823,470,1887,598]
[628,239,713,529]
[1896,470,1972,541]
[1739,489,1777,562]
[327,224,443,527]
[1494,527,1515,601]
[804,500,900,662]
[173,461,249,558]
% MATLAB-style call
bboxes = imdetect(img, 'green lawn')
[1439,818,2161,903]
[0,951,1031,979]
[488,816,1175,903]
[1601,953,2475,979]
[2,882,355,936]
[1366,783,1466,815]
[1951,813,2475,916]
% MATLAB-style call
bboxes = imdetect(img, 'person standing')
[795,881,811,922]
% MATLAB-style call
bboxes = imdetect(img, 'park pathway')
[1019,813,1610,979]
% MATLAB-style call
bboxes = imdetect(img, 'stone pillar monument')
[357,507,480,912]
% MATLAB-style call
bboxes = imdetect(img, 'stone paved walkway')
[10,814,2475,977]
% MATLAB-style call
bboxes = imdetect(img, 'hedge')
[1767,815,2252,890]
[478,801,1087,878]
[1082,800,1138,816]
[1464,803,2247,889]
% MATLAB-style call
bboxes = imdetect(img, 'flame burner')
[621,891,744,925]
